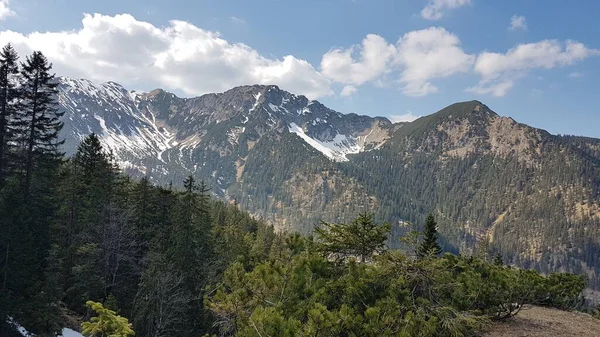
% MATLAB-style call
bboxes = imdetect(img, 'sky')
[0,0,599,137]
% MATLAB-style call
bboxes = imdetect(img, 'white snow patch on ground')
[60,328,84,337]
[288,123,362,162]
[10,317,84,337]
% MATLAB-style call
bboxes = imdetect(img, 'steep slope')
[56,79,600,289]
[344,100,600,287]
[56,78,396,222]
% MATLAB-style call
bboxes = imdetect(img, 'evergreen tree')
[494,253,504,266]
[55,134,123,312]
[0,44,20,185]
[13,51,63,196]
[166,176,214,335]
[0,50,64,337]
[82,300,135,337]
[418,214,442,258]
[315,213,391,263]
[169,176,212,274]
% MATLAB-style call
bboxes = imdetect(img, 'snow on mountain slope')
[288,122,361,161]
[57,78,395,183]
[57,77,177,172]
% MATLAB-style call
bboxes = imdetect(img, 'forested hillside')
[343,101,600,288]
[52,70,600,290]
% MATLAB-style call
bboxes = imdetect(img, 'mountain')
[56,77,600,289]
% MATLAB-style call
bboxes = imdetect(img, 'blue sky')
[1,0,599,137]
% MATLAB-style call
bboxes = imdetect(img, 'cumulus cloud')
[0,0,14,20]
[390,112,420,123]
[340,85,357,96]
[395,27,474,96]
[321,34,396,86]
[468,39,599,96]
[2,12,594,101]
[0,13,332,99]
[321,27,473,97]
[421,0,471,20]
[509,15,527,31]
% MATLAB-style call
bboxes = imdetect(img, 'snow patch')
[288,123,362,162]
[9,316,84,337]
[249,92,262,112]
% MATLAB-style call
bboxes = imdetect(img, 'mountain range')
[56,77,600,289]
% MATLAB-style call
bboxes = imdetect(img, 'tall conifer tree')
[418,214,442,258]
[0,44,20,184]
[13,51,63,196]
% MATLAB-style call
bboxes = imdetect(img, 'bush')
[206,216,586,336]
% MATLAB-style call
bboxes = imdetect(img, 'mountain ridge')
[55,76,600,290]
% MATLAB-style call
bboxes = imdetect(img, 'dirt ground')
[485,305,600,337]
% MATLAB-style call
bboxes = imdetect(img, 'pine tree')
[13,51,63,196]
[494,253,504,266]
[82,300,135,337]
[418,214,442,258]
[0,44,20,185]
[315,213,391,263]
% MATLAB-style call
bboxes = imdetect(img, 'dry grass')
[485,305,600,337]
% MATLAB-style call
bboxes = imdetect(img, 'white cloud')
[474,40,597,80]
[340,85,357,96]
[390,112,420,123]
[421,0,471,21]
[465,78,516,97]
[2,12,594,101]
[230,16,246,25]
[568,71,583,78]
[509,15,527,31]
[395,27,474,96]
[321,27,473,97]
[0,0,14,20]
[469,40,599,96]
[321,34,396,86]
[0,13,332,99]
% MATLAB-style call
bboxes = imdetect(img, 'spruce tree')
[167,175,213,335]
[0,44,20,185]
[418,214,442,258]
[0,50,64,337]
[494,253,504,266]
[13,51,63,196]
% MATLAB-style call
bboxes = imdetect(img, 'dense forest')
[0,46,594,336]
